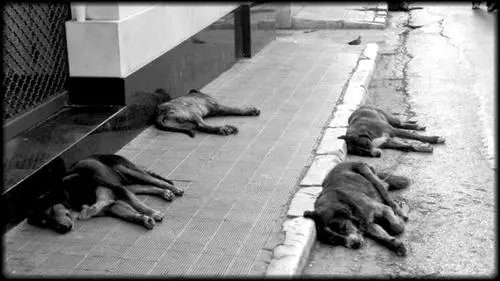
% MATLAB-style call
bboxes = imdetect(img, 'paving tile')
[75,254,122,271]
[111,259,156,276]
[4,265,38,276]
[149,251,199,276]
[37,252,86,269]
[187,253,237,276]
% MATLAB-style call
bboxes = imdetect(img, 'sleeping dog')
[156,89,261,137]
[339,105,445,157]
[304,161,410,256]
[27,154,183,233]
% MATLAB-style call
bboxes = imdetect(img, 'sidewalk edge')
[265,43,380,277]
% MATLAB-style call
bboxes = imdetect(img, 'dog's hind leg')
[115,165,184,197]
[126,184,175,201]
[386,115,426,131]
[212,104,260,117]
[394,128,446,144]
[354,163,407,221]
[107,200,156,229]
[366,223,407,256]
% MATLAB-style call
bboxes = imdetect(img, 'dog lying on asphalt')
[28,154,183,233]
[338,105,446,157]
[156,89,261,137]
[304,161,410,256]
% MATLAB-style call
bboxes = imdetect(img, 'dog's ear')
[303,210,319,221]
[338,135,347,140]
[154,88,168,95]
[154,88,172,101]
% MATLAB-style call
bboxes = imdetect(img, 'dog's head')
[27,189,75,234]
[338,134,381,157]
[304,206,365,249]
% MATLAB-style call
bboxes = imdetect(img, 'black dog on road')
[156,89,261,137]
[304,161,410,256]
[28,154,183,233]
[339,105,445,157]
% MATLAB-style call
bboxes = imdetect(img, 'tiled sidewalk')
[4,38,362,277]
[292,2,388,29]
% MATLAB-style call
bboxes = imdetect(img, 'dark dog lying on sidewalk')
[304,161,410,256]
[339,105,445,157]
[156,89,261,137]
[28,154,183,233]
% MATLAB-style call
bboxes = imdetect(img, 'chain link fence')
[2,2,71,121]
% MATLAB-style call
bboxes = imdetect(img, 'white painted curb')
[265,43,380,276]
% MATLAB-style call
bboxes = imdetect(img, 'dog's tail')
[377,172,410,190]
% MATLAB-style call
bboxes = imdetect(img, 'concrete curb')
[265,43,380,277]
[291,2,388,30]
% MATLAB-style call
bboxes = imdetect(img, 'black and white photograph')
[2,1,496,278]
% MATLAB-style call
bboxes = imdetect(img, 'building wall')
[66,4,239,78]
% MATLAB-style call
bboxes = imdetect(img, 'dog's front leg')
[366,223,407,256]
[78,187,115,220]
[193,115,238,136]
[116,188,164,222]
[107,200,156,229]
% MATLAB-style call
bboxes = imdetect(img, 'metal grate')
[2,2,71,121]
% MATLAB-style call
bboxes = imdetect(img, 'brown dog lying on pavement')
[27,154,183,234]
[304,161,410,256]
[156,89,261,137]
[338,105,446,157]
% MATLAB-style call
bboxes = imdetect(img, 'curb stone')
[265,43,380,276]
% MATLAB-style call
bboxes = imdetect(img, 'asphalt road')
[304,4,496,277]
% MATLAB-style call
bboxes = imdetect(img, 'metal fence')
[2,2,71,121]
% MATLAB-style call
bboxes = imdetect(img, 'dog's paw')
[219,125,238,135]
[370,148,382,157]
[79,205,98,220]
[172,188,184,196]
[393,241,407,257]
[150,211,164,222]
[414,143,433,153]
[247,107,261,116]
[142,215,156,230]
[396,200,410,221]
[162,190,175,201]
[434,136,446,144]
